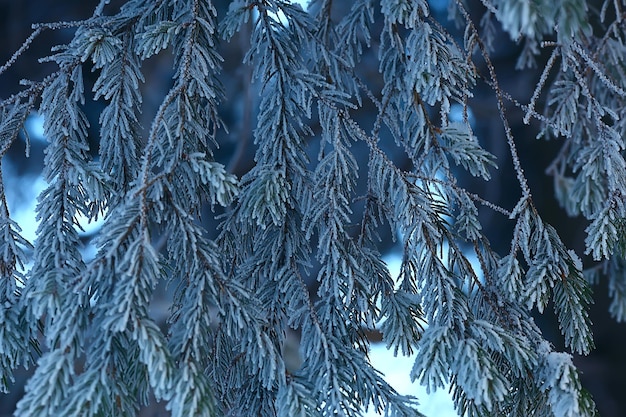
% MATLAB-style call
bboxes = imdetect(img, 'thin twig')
[0,28,43,77]
[455,0,532,198]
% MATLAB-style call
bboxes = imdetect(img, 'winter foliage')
[2,0,626,416]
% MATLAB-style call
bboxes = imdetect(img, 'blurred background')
[0,0,625,416]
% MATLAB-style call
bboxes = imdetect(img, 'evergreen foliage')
[1,0,626,416]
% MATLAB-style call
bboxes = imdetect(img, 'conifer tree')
[0,0,623,416]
